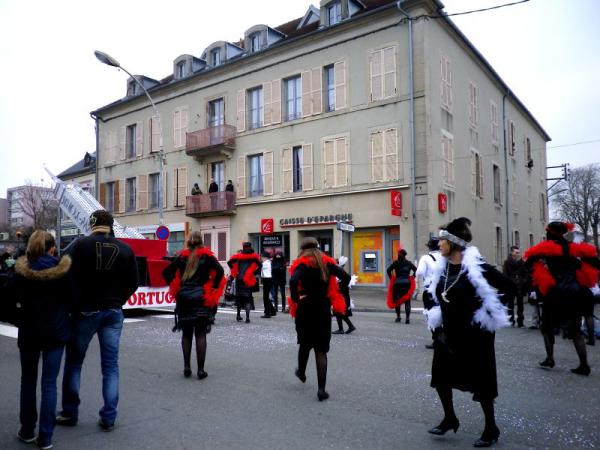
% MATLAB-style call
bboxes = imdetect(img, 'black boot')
[473,425,500,447]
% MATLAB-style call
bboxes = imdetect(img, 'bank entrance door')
[300,230,334,256]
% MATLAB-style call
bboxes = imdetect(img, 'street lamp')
[94,50,166,225]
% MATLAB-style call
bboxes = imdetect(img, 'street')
[1,306,599,449]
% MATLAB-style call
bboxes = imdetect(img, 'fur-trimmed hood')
[15,255,71,281]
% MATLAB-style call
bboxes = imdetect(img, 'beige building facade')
[92,0,549,286]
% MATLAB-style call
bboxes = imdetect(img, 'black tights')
[182,326,207,372]
[542,329,589,367]
[335,314,354,331]
[237,303,251,320]
[395,301,411,320]
[436,386,497,431]
[298,345,328,392]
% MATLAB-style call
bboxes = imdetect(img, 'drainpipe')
[502,91,511,257]
[397,1,418,260]
[90,113,100,202]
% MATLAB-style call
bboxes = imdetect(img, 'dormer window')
[250,33,261,53]
[127,80,139,96]
[211,48,221,66]
[327,1,342,25]
[176,61,186,79]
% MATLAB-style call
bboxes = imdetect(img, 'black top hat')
[545,221,573,238]
[440,217,472,244]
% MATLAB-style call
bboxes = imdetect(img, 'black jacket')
[13,255,74,350]
[386,259,417,283]
[271,253,287,284]
[68,233,139,311]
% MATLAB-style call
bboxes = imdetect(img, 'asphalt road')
[1,307,599,450]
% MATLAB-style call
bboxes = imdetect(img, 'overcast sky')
[0,0,598,197]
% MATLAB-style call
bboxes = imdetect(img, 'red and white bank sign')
[261,218,274,234]
[123,286,174,309]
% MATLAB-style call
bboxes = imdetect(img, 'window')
[529,233,534,248]
[441,109,453,133]
[105,182,115,212]
[512,172,518,212]
[211,161,225,191]
[284,76,302,121]
[176,61,186,79]
[292,146,303,192]
[539,192,547,222]
[327,1,342,25]
[493,164,501,205]
[208,98,224,127]
[126,124,137,158]
[370,46,396,101]
[494,226,503,266]
[441,130,454,186]
[247,87,263,129]
[323,136,348,188]
[468,82,478,128]
[513,230,520,248]
[471,150,483,198]
[248,154,264,197]
[370,128,399,182]
[508,121,516,156]
[324,65,335,112]
[490,101,499,142]
[211,48,221,66]
[249,33,261,53]
[149,173,160,209]
[440,55,452,110]
[127,80,138,96]
[173,106,189,148]
[126,177,136,212]
[526,137,532,167]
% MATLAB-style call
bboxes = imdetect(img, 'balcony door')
[208,98,224,128]
[202,229,229,263]
[210,161,225,191]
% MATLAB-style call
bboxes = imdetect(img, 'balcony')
[185,124,236,162]
[186,191,236,217]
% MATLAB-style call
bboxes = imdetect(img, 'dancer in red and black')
[332,256,356,334]
[289,238,349,401]
[386,249,417,323]
[227,242,261,323]
[163,231,225,379]
[524,221,599,376]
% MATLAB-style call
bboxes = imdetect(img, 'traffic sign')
[155,225,170,241]
[336,222,355,232]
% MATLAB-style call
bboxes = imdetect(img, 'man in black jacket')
[56,210,138,431]
[502,246,528,327]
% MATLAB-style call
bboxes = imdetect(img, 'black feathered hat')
[439,217,472,247]
[545,221,574,239]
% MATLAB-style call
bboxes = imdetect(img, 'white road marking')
[0,324,18,339]
[123,318,145,323]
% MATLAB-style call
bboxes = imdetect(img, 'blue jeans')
[20,345,65,442]
[61,309,124,425]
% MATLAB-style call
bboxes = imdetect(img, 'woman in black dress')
[163,231,225,379]
[289,238,350,401]
[386,249,417,323]
[424,218,515,448]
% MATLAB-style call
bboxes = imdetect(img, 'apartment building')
[92,0,549,286]
[7,185,55,231]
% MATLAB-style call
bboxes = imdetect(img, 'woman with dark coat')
[386,249,417,323]
[227,242,261,323]
[332,256,356,334]
[424,218,515,448]
[12,230,73,450]
[289,238,350,401]
[163,231,225,379]
[271,251,287,313]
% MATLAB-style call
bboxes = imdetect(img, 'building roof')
[57,152,96,179]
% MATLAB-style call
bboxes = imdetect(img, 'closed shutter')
[334,61,346,110]
[447,57,453,108]
[113,181,120,213]
[151,116,160,153]
[237,156,246,198]
[323,139,335,188]
[370,49,383,101]
[263,81,272,125]
[263,151,273,196]
[203,233,212,251]
[176,167,187,207]
[440,57,446,106]
[302,143,313,191]
[335,137,347,187]
[271,79,281,124]
[118,179,126,213]
[137,174,148,211]
[181,106,189,148]
[236,90,246,132]
[371,131,384,182]
[217,232,227,261]
[383,46,396,98]
[99,183,106,208]
[301,70,312,117]
[173,109,181,148]
[384,128,398,180]
[119,126,126,160]
[471,150,477,195]
[136,121,143,156]
[282,147,293,193]
[311,67,322,115]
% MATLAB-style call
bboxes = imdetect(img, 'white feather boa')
[423,246,509,332]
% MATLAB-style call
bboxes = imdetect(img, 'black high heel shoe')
[197,370,208,380]
[571,364,591,376]
[473,425,500,447]
[317,390,329,401]
[183,368,192,378]
[539,357,555,368]
[428,417,460,435]
[295,368,306,383]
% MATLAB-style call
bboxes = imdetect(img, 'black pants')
[508,294,524,325]
[262,279,276,316]
[272,280,286,311]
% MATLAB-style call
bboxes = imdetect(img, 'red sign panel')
[438,193,448,213]
[391,190,402,216]
[260,218,274,234]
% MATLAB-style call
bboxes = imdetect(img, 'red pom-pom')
[566,223,575,232]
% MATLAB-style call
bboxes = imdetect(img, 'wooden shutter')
[137,175,148,211]
[136,121,143,156]
[371,131,384,182]
[301,70,312,117]
[181,106,189,148]
[323,139,335,188]
[302,143,313,191]
[440,56,446,106]
[217,232,227,261]
[311,67,322,115]
[99,183,106,208]
[383,46,396,98]
[236,90,246,132]
[203,233,212,251]
[263,151,273,195]
[334,61,346,110]
[384,129,398,180]
[282,147,293,193]
[370,49,383,101]
[271,79,281,124]
[471,150,477,195]
[151,116,160,153]
[263,81,272,125]
[119,126,126,160]
[237,156,247,198]
[335,137,347,186]
[478,154,484,197]
[118,179,126,213]
[176,167,187,207]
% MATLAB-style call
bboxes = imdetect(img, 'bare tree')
[19,181,58,231]
[552,164,600,247]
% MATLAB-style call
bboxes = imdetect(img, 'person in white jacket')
[416,236,441,349]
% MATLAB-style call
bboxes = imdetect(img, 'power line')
[403,0,531,21]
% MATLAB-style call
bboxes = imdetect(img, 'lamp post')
[94,50,166,225]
